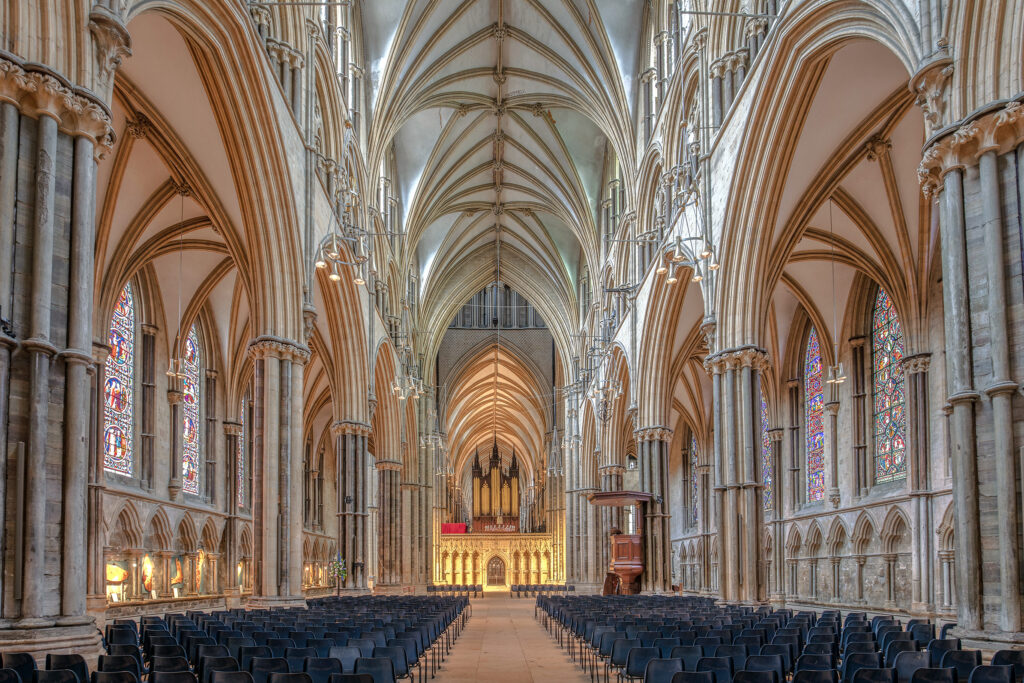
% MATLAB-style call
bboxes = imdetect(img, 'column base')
[0,622,103,666]
[222,587,242,609]
[245,594,308,609]
[956,628,1024,651]
[910,601,933,616]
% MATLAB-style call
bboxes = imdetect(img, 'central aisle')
[438,596,592,683]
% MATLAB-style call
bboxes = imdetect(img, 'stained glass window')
[761,389,772,511]
[690,434,699,525]
[104,283,135,476]
[872,287,907,483]
[805,326,825,501]
[182,325,201,495]
[237,398,246,508]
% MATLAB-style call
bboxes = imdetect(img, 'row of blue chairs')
[0,596,469,683]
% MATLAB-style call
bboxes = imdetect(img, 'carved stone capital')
[0,55,116,158]
[910,58,953,135]
[864,134,892,161]
[634,426,673,443]
[901,352,931,374]
[126,112,151,138]
[706,345,770,372]
[88,4,132,102]
[248,335,312,364]
[918,100,1024,196]
[331,420,372,437]
[768,428,784,443]
[223,421,243,437]
[375,459,403,472]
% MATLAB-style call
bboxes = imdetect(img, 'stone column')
[904,353,933,613]
[709,59,724,128]
[883,553,897,608]
[937,167,983,629]
[830,556,841,602]
[247,337,309,607]
[978,148,1021,632]
[636,427,672,593]
[785,379,801,512]
[20,105,60,626]
[855,554,867,603]
[223,421,242,604]
[334,420,371,590]
[707,346,768,603]
[769,429,785,604]
[825,400,840,507]
[377,459,402,587]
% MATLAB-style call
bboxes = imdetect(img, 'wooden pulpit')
[587,490,652,595]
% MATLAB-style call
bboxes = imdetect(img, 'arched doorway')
[486,556,506,586]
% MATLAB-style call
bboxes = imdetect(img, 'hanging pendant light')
[825,197,846,385]
[167,185,189,379]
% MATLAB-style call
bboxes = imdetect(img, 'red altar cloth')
[441,523,467,534]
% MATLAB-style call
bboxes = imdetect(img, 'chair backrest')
[991,650,1024,679]
[909,668,956,683]
[714,645,749,672]
[36,670,80,683]
[968,666,1016,683]
[644,658,684,683]
[3,655,37,683]
[353,658,394,683]
[326,675,373,683]
[926,639,961,668]
[96,658,138,681]
[267,675,312,683]
[696,657,733,683]
[200,657,240,683]
[893,650,930,683]
[884,640,918,667]
[759,645,792,673]
[792,670,840,683]
[248,659,289,683]
[611,639,641,667]
[842,653,883,683]
[625,647,660,678]
[210,674,254,683]
[372,648,407,679]
[909,625,935,648]
[325,649,360,675]
[939,649,981,680]
[150,658,191,674]
[301,659,341,683]
[45,655,89,683]
[669,672,714,683]
[797,655,835,672]
[90,673,137,683]
[655,639,682,658]
[851,668,896,683]
[149,673,198,683]
[670,646,704,672]
[734,670,777,683]
[347,641,375,659]
[846,643,878,655]
[745,654,785,682]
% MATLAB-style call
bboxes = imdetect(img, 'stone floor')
[436,596,593,682]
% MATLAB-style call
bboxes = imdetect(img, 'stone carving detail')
[247,335,312,364]
[918,101,1024,196]
[0,55,117,158]
[88,4,132,101]
[910,60,953,134]
[864,134,892,161]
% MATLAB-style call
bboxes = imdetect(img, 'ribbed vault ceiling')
[365,0,644,341]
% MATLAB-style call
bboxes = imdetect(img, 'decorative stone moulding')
[634,426,674,442]
[0,53,117,159]
[331,420,372,437]
[918,100,1024,196]
[247,335,312,364]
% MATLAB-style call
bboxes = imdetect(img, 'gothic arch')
[852,512,876,554]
